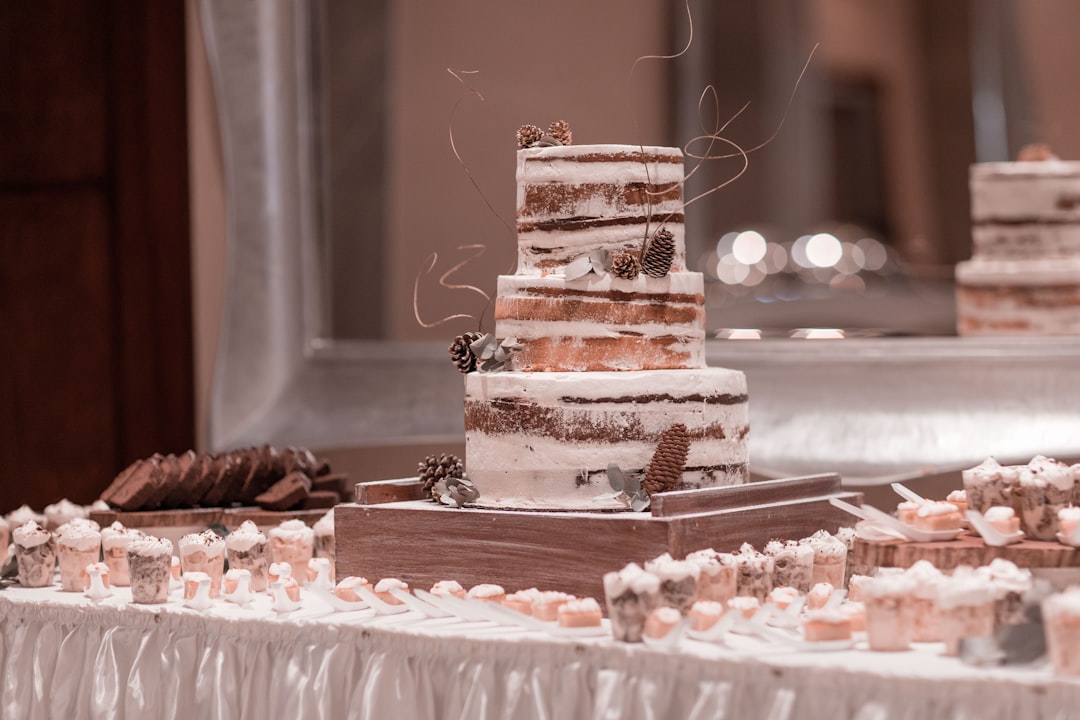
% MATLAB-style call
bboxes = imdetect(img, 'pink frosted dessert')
[333,576,372,603]
[733,543,774,602]
[502,588,541,615]
[604,563,661,642]
[803,532,848,589]
[1043,587,1080,676]
[802,608,853,643]
[268,519,315,571]
[44,498,89,531]
[847,574,874,603]
[126,535,173,604]
[688,600,726,632]
[945,490,968,514]
[178,530,226,598]
[984,506,1020,535]
[466,583,507,603]
[897,501,924,526]
[905,560,946,642]
[12,521,56,588]
[685,548,738,604]
[1059,506,1080,544]
[643,606,682,639]
[557,597,602,628]
[313,509,335,563]
[430,579,466,599]
[225,520,269,592]
[768,586,802,611]
[56,522,102,591]
[962,457,1019,514]
[937,570,996,656]
[911,502,964,532]
[100,522,144,587]
[645,553,700,614]
[764,540,815,593]
[1014,456,1074,540]
[727,595,761,620]
[861,574,917,651]
[373,577,409,605]
[806,582,834,610]
[533,591,575,622]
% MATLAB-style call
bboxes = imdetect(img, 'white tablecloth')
[1,584,1078,720]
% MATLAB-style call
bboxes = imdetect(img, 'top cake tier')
[515,144,686,274]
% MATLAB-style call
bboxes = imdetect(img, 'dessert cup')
[804,533,848,588]
[12,521,57,588]
[733,544,774,602]
[126,536,174,604]
[975,559,1032,628]
[268,519,315,572]
[313,509,335,563]
[643,606,682,639]
[1014,457,1074,540]
[906,560,946,643]
[226,520,270,592]
[961,457,1018,514]
[686,549,738,604]
[1043,587,1080,676]
[645,554,700,614]
[764,540,814,593]
[44,498,88,531]
[100,522,143,587]
[179,530,226,598]
[604,563,661,643]
[862,574,917,651]
[937,573,996,656]
[56,523,102,591]
[557,597,602,628]
[688,600,725,632]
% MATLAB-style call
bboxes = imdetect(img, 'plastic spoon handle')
[890,483,925,504]
[828,496,875,523]
[965,509,1013,547]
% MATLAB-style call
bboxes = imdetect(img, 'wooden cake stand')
[854,534,1080,570]
[336,473,862,603]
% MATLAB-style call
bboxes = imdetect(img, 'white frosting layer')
[644,556,701,582]
[44,499,88,526]
[962,458,1019,485]
[227,521,267,552]
[1026,455,1074,491]
[970,161,1080,223]
[6,505,46,527]
[56,524,101,552]
[127,536,173,557]
[916,502,960,519]
[466,584,505,599]
[313,510,334,536]
[374,578,407,594]
[179,531,226,558]
[12,521,52,548]
[562,597,601,614]
[269,520,315,543]
[984,506,1016,523]
[937,575,995,609]
[465,367,749,509]
[604,563,660,596]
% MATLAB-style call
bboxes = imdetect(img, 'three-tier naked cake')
[463,143,750,509]
[956,148,1080,335]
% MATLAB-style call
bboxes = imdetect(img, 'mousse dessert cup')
[604,563,661,643]
[100,522,143,586]
[1043,587,1080,677]
[225,520,269,592]
[937,571,997,656]
[1013,456,1074,541]
[126,535,174,604]
[733,543,774,602]
[178,530,226,598]
[644,554,700,614]
[962,457,1018,514]
[685,548,738,604]
[12,521,57,588]
[804,532,848,588]
[906,560,946,643]
[862,574,917,651]
[56,522,102,591]
[268,519,315,572]
[975,558,1032,628]
[765,540,815,593]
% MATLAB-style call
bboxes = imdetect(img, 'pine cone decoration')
[548,120,572,146]
[448,331,483,373]
[642,423,690,495]
[610,251,641,280]
[641,228,676,278]
[418,453,465,498]
[517,124,543,148]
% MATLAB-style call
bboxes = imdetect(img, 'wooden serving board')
[222,507,331,530]
[89,507,224,530]
[853,534,1080,570]
[337,474,862,603]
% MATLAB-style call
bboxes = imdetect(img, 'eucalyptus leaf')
[588,250,606,273]
[564,254,597,281]
[607,463,626,493]
[630,494,651,512]
[625,473,643,494]
[469,333,494,356]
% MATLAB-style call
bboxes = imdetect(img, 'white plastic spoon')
[965,510,1023,547]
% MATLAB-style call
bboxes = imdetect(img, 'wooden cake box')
[336,474,862,603]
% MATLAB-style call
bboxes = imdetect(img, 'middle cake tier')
[464,367,749,510]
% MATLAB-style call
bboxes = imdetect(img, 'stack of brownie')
[99,445,349,512]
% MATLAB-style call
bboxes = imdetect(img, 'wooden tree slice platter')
[337,474,862,603]
[853,534,1080,570]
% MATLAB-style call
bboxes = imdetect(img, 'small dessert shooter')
[644,554,700,615]
[1014,456,1075,540]
[429,579,466,599]
[55,522,102,591]
[803,532,847,589]
[532,591,575,622]
[313,509,335,564]
[806,582,834,611]
[764,540,815,594]
[307,557,334,588]
[557,597,603,628]
[732,543,774,602]
[962,457,1019,514]
[905,560,947,643]
[178,530,226,598]
[1042,587,1080,677]
[835,526,870,582]
[43,498,89,531]
[945,490,968,515]
[126,535,174,604]
[643,606,682,640]
[275,574,302,603]
[225,520,270,592]
[502,588,540,615]
[726,595,761,620]
[603,563,661,643]
[333,576,372,603]
[937,570,996,656]
[896,501,924,526]
[1059,506,1080,545]
[802,608,853,643]
[847,575,874,603]
[373,577,409,605]
[267,519,315,572]
[81,561,112,589]
[685,548,738,605]
[911,502,964,532]
[984,506,1021,535]
[12,521,57,588]
[975,558,1032,628]
[466,583,506,604]
[688,600,726,632]
[861,574,917,651]
[100,522,143,587]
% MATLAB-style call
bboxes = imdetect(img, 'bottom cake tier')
[464,367,749,509]
[956,258,1080,335]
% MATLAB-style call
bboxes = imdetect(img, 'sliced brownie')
[100,458,143,506]
[254,471,312,511]
[199,453,246,508]
[109,458,165,511]
[238,445,285,503]
[160,450,199,508]
[300,490,340,510]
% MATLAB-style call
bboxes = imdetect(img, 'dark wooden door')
[0,1,193,511]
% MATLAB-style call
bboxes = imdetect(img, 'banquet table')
[1,583,1078,720]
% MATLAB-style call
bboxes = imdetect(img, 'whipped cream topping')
[1024,455,1074,491]
[127,535,173,557]
[937,574,995,608]
[337,576,370,590]
[905,560,946,598]
[1059,506,1080,523]
[769,586,801,605]
[963,457,1020,484]
[834,527,856,548]
[507,587,541,602]
[650,606,683,624]
[101,522,143,550]
[1045,586,1080,616]
[374,578,408,594]
[561,597,601,614]
[861,574,917,599]
[765,539,815,562]
[226,520,267,552]
[12,521,52,548]
[313,509,334,536]
[804,608,849,624]
[268,519,314,543]
[6,505,46,527]
[946,490,967,504]
[644,555,701,582]
[179,530,225,557]
[916,501,960,518]
[808,535,847,560]
[56,523,101,551]
[534,590,574,607]
[686,548,737,570]
[727,596,760,612]
[976,558,1032,595]
[691,600,725,615]
[466,583,505,599]
[430,579,464,596]
[604,563,661,596]
[44,498,88,526]
[984,505,1017,522]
